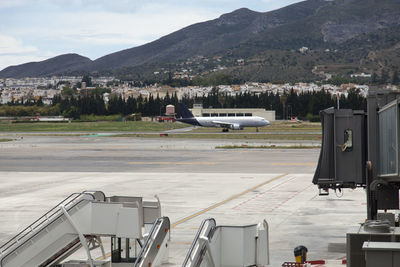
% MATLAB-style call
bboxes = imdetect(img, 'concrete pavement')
[0,136,366,266]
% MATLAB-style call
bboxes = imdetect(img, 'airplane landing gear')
[222,128,229,132]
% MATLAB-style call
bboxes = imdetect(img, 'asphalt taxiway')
[0,135,366,266]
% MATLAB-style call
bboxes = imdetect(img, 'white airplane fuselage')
[177,103,270,130]
[196,116,269,128]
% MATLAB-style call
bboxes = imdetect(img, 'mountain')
[2,0,400,82]
[0,54,92,78]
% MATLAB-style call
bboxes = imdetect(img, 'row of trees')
[371,70,399,85]
[0,89,366,120]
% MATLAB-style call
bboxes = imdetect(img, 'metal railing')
[134,216,170,267]
[182,218,216,267]
[0,191,101,257]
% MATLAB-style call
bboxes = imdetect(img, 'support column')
[60,205,94,267]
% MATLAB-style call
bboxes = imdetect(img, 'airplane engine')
[230,124,243,130]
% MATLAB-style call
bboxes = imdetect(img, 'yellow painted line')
[96,173,288,261]
[97,253,111,261]
[128,161,216,165]
[270,162,315,166]
[171,173,288,228]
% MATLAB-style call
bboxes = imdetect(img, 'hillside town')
[0,76,381,106]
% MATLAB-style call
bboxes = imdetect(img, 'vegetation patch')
[191,121,321,133]
[215,145,320,149]
[0,121,186,132]
[0,138,13,142]
[112,133,321,140]
[77,114,123,122]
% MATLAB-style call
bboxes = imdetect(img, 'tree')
[380,69,389,84]
[63,106,80,119]
[371,72,378,84]
[81,75,92,87]
[36,96,44,106]
[61,86,76,97]
[392,70,399,85]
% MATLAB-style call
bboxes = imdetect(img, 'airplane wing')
[211,120,235,128]
[211,121,243,130]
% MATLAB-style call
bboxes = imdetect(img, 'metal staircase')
[0,191,269,267]
[0,191,165,267]
[182,218,270,267]
[134,217,170,267]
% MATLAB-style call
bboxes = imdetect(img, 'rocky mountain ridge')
[2,0,400,82]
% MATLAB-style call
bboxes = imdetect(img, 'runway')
[0,136,366,266]
[0,135,319,172]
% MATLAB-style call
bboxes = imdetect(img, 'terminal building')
[189,104,275,122]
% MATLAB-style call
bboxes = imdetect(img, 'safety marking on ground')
[266,183,313,212]
[128,161,216,165]
[232,175,298,210]
[270,162,316,166]
[170,173,288,228]
[96,173,288,261]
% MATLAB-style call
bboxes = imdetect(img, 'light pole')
[336,91,340,109]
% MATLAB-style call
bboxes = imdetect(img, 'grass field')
[0,120,322,141]
[112,133,321,140]
[215,145,320,149]
[0,121,186,132]
[191,121,321,133]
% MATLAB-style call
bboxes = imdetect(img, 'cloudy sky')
[0,0,303,71]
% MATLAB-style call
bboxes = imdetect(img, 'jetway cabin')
[313,88,400,218]
[312,88,400,267]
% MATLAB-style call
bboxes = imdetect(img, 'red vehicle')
[157,116,176,122]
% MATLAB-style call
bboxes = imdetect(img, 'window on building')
[245,113,252,116]
[228,113,235,116]
[219,113,227,116]
[202,113,210,117]
[211,113,218,117]
[236,113,244,116]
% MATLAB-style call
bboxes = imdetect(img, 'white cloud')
[0,0,304,70]
[0,35,38,55]
[0,35,55,71]
[0,54,51,71]
[11,6,217,47]
[0,0,29,9]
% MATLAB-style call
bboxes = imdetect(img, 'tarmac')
[0,135,366,266]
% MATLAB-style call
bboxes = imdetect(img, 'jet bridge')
[182,218,270,267]
[312,88,400,267]
[0,191,169,267]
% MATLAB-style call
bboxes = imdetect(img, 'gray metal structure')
[363,241,400,267]
[313,88,400,219]
[0,191,168,267]
[182,218,270,267]
[313,108,366,191]
[313,88,400,267]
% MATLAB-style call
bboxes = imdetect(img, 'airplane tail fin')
[178,103,195,118]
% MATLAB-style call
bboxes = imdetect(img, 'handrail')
[263,219,269,266]
[134,216,170,267]
[0,191,98,256]
[182,218,216,267]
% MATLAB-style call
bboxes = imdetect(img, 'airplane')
[177,103,270,132]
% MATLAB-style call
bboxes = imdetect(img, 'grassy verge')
[112,133,321,140]
[76,114,123,122]
[191,121,321,133]
[0,121,187,132]
[0,138,13,142]
[215,145,320,149]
